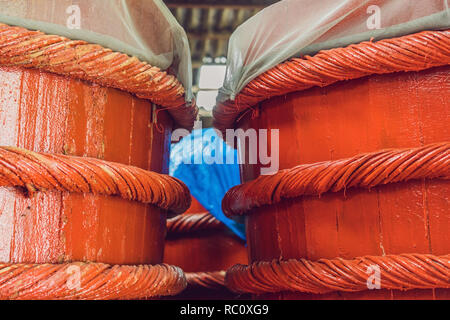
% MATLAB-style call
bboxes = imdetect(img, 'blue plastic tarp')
[169,128,245,240]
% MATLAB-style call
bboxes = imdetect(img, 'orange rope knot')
[225,254,450,295]
[222,142,450,216]
[0,262,186,300]
[0,146,191,214]
[213,30,450,134]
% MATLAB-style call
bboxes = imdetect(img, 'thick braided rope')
[167,212,224,234]
[0,262,186,300]
[0,23,197,130]
[0,146,191,214]
[223,142,450,216]
[185,271,226,290]
[226,254,450,295]
[213,30,450,133]
[166,214,227,290]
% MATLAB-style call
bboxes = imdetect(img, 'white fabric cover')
[220,0,450,101]
[0,0,193,101]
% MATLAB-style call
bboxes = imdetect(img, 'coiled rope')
[185,271,226,290]
[223,142,450,216]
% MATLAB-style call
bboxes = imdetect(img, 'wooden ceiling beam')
[187,32,231,41]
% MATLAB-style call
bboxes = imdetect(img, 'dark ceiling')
[165,0,279,88]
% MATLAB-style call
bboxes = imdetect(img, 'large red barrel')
[164,197,248,299]
[0,24,195,299]
[217,30,450,299]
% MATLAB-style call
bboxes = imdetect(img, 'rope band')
[223,142,450,216]
[0,146,191,214]
[185,271,226,290]
[225,254,450,295]
[0,262,186,300]
[167,212,224,234]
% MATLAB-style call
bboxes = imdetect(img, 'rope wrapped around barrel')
[0,146,191,215]
[226,254,450,295]
[213,30,450,134]
[0,23,197,130]
[167,212,224,234]
[0,262,186,300]
[0,146,193,299]
[223,142,450,217]
[167,212,227,290]
[185,271,226,290]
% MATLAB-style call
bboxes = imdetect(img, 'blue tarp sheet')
[169,128,245,240]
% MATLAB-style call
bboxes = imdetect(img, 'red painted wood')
[165,197,247,273]
[164,197,248,299]
[185,197,208,214]
[238,65,450,299]
[0,66,173,265]
[165,232,247,274]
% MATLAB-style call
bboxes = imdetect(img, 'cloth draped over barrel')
[218,0,450,103]
[0,0,193,102]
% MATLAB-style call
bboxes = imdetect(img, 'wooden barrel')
[0,24,195,300]
[164,197,248,299]
[217,30,450,299]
